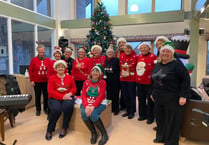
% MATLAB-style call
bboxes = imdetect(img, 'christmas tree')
[86,2,116,55]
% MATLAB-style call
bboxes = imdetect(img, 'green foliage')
[86,2,116,55]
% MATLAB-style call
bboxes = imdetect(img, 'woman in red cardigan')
[45,60,76,140]
[71,46,91,96]
[80,65,108,145]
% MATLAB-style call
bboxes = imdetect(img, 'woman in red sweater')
[136,42,157,124]
[71,46,91,96]
[45,60,76,140]
[119,43,137,119]
[29,44,51,116]
[80,65,108,145]
[90,45,106,68]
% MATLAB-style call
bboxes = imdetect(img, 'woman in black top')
[151,43,190,145]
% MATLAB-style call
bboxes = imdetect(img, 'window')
[128,0,152,14]
[12,20,35,74]
[155,0,182,12]
[38,26,52,59]
[207,41,209,75]
[101,0,118,16]
[0,17,9,74]
[11,0,33,10]
[37,0,52,17]
[76,0,93,19]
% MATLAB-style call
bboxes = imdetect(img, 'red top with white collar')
[81,79,106,108]
[119,52,137,82]
[71,57,91,81]
[48,74,77,100]
[136,53,157,84]
[29,56,51,82]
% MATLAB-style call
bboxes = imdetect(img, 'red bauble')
[104,27,106,30]
[98,10,101,12]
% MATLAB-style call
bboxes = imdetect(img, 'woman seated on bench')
[45,60,77,140]
[80,65,109,145]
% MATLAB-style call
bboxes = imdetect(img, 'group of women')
[29,35,190,145]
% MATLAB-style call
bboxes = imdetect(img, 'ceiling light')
[130,4,139,12]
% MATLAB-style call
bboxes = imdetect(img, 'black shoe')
[59,129,67,138]
[45,132,52,140]
[138,117,146,121]
[122,112,129,117]
[128,114,135,119]
[113,111,119,116]
[153,138,164,143]
[146,120,154,124]
[44,109,48,114]
[153,126,157,131]
[36,111,41,116]
[120,107,126,111]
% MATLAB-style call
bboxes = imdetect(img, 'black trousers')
[137,83,154,121]
[155,100,185,145]
[106,79,120,113]
[47,98,74,133]
[119,82,126,109]
[34,82,48,112]
[75,80,84,96]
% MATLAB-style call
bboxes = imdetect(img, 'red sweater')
[71,57,91,81]
[29,56,51,82]
[47,60,68,78]
[48,74,77,100]
[90,55,106,68]
[119,52,137,82]
[81,79,106,108]
[136,53,157,84]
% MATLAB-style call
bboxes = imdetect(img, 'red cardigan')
[81,79,106,108]
[29,56,51,82]
[48,74,77,100]
[71,57,91,81]
[119,52,137,82]
[136,53,157,84]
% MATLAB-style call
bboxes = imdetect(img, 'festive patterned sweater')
[29,56,51,82]
[136,53,157,84]
[48,74,77,100]
[119,52,137,82]
[71,57,91,81]
[90,55,106,68]
[81,79,106,108]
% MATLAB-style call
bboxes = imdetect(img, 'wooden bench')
[58,103,112,133]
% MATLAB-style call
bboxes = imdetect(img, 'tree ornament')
[104,27,106,30]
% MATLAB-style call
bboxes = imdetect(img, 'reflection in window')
[12,20,35,74]
[155,0,182,12]
[101,0,118,16]
[38,27,52,59]
[76,0,93,19]
[0,17,8,74]
[37,0,52,17]
[128,0,152,14]
[11,0,33,10]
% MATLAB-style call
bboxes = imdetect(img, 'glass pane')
[0,17,9,74]
[11,0,33,10]
[38,27,52,59]
[128,0,152,14]
[101,0,118,16]
[76,0,93,19]
[155,0,182,12]
[12,20,35,74]
[37,0,52,17]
